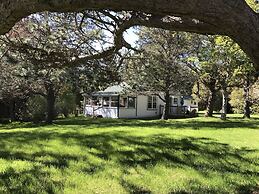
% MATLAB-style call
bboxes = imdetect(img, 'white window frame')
[127,97,136,109]
[110,96,119,107]
[102,96,110,107]
[147,96,157,110]
[173,97,178,105]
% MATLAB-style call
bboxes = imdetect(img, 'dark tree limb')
[0,0,258,71]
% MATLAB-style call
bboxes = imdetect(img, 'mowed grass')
[0,115,258,194]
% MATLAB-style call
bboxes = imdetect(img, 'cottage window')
[169,97,172,106]
[173,97,178,105]
[92,96,99,106]
[180,97,184,106]
[120,97,127,107]
[103,97,110,107]
[111,96,119,107]
[147,96,157,109]
[128,97,136,108]
[85,98,91,105]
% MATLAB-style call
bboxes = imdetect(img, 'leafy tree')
[233,63,258,118]
[1,12,127,123]
[0,53,33,121]
[214,36,259,119]
[230,83,259,115]
[192,82,222,113]
[27,95,47,123]
[56,91,77,118]
[212,37,239,120]
[190,35,255,120]
[187,35,221,117]
[124,28,197,120]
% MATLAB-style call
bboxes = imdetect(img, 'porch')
[159,105,198,116]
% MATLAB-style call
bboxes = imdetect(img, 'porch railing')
[160,105,198,115]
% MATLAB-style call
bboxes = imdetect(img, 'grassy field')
[0,115,258,194]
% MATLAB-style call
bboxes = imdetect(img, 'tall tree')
[189,35,255,120]
[124,28,196,120]
[0,54,31,121]
[233,63,258,118]
[186,35,221,117]
[1,12,127,123]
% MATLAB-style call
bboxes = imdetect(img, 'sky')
[124,27,139,46]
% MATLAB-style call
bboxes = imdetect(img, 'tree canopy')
[0,0,259,72]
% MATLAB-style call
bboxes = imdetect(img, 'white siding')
[84,106,118,118]
[119,108,137,118]
[84,94,198,119]
[136,95,163,118]
[184,99,198,112]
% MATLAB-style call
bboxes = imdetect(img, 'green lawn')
[0,115,258,194]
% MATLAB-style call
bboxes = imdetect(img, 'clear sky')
[124,27,139,46]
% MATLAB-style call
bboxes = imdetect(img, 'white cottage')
[83,85,198,119]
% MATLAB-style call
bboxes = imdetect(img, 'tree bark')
[46,84,56,124]
[243,80,251,119]
[221,87,228,120]
[9,98,16,122]
[161,91,170,120]
[0,0,259,72]
[204,80,216,117]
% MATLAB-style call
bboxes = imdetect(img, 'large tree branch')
[0,0,259,71]
[0,0,256,34]
[135,14,225,35]
[71,13,139,66]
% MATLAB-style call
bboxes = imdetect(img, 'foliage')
[190,34,256,118]
[0,12,126,122]
[0,116,258,193]
[56,92,77,117]
[124,28,197,119]
[125,28,197,95]
[192,82,222,111]
[229,88,244,114]
[230,84,259,114]
[246,0,258,11]
[27,95,47,123]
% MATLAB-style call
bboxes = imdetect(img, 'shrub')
[56,93,76,118]
[229,88,243,114]
[27,95,47,123]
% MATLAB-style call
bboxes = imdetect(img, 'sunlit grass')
[0,115,258,193]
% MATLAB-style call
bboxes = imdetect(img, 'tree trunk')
[243,80,251,119]
[204,80,216,117]
[161,91,170,120]
[46,84,56,124]
[221,87,228,120]
[75,107,79,117]
[75,92,81,117]
[9,98,16,122]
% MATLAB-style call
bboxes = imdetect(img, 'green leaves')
[124,28,197,96]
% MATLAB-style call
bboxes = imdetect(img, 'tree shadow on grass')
[0,166,62,194]
[0,127,258,193]
[54,117,259,130]
[1,115,259,130]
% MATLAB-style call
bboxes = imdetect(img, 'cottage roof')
[103,85,124,93]
[86,84,193,98]
[183,96,193,100]
[90,85,126,96]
